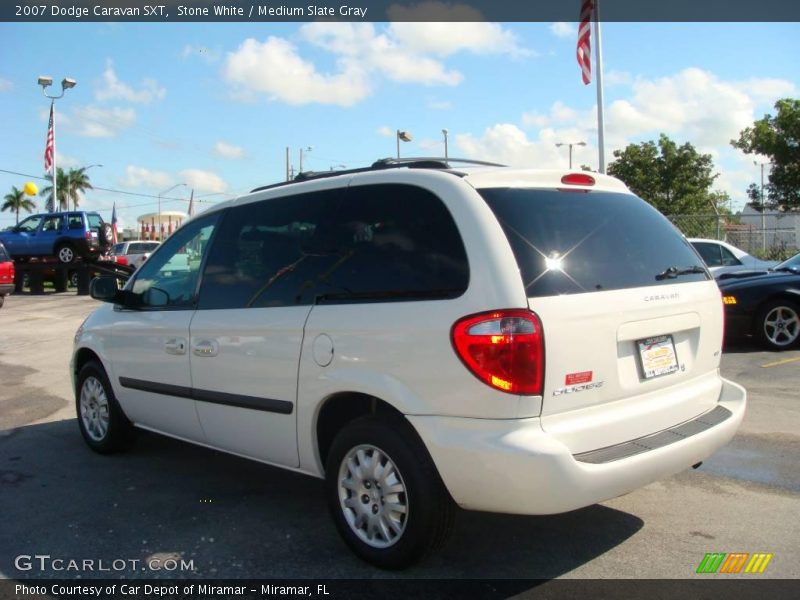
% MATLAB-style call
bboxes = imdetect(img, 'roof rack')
[249,157,507,193]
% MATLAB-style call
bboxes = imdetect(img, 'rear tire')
[76,361,135,454]
[325,416,454,569]
[55,243,76,265]
[756,300,800,350]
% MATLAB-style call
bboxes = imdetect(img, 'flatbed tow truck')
[13,254,135,295]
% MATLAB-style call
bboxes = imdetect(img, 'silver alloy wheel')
[763,305,800,347]
[338,444,409,549]
[58,246,74,263]
[80,376,110,442]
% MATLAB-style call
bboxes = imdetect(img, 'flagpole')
[50,99,57,212]
[593,1,606,174]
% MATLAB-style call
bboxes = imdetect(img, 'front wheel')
[325,416,454,569]
[756,300,800,350]
[76,361,135,453]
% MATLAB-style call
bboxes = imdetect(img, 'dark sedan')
[718,253,800,350]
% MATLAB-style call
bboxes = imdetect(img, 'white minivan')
[73,159,746,568]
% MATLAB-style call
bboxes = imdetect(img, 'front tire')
[755,300,800,350]
[76,361,135,453]
[325,416,454,569]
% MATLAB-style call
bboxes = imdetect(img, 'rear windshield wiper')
[655,265,707,281]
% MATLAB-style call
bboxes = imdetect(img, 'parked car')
[718,252,800,350]
[0,211,113,264]
[111,241,160,270]
[73,159,746,568]
[688,238,778,277]
[0,241,14,307]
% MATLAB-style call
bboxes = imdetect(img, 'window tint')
[719,246,742,266]
[17,216,43,233]
[479,189,708,297]
[87,214,103,229]
[131,213,219,309]
[198,190,337,310]
[41,216,63,232]
[198,184,469,309]
[112,243,125,255]
[692,242,723,266]
[316,184,469,303]
[67,214,84,230]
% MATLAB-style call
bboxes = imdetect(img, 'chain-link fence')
[667,214,798,260]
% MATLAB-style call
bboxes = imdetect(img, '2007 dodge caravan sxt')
[72,158,746,568]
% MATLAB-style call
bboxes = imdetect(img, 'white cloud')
[376,126,394,137]
[522,111,549,128]
[214,141,246,159]
[179,169,228,194]
[55,153,81,169]
[224,20,526,106]
[120,165,173,189]
[387,22,530,58]
[223,37,371,106]
[0,78,13,92]
[605,70,633,86]
[70,105,136,137]
[96,60,166,104]
[550,22,575,39]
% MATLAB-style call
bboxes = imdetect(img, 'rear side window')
[198,184,469,309]
[0,244,8,262]
[478,188,708,297]
[692,242,724,266]
[87,214,102,229]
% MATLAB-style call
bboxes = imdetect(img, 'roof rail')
[249,156,507,193]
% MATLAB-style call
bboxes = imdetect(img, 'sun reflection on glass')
[545,253,563,271]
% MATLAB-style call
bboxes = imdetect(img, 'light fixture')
[61,78,77,90]
[37,76,53,88]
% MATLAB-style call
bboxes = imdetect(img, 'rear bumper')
[0,283,14,296]
[408,377,746,515]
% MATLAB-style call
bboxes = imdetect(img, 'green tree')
[39,167,94,211]
[2,186,36,225]
[731,98,800,209]
[608,134,718,215]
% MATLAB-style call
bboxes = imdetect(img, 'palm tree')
[2,186,37,224]
[39,167,94,211]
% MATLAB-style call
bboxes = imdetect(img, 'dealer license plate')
[636,334,679,379]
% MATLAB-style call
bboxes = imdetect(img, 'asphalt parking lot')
[0,292,798,582]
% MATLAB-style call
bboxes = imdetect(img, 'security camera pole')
[38,76,76,212]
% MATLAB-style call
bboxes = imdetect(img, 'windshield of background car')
[776,253,800,272]
[478,188,709,297]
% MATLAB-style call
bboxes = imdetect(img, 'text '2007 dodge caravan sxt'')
[72,158,746,568]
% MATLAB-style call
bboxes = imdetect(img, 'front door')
[107,214,219,442]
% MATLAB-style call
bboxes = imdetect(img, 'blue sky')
[0,20,797,231]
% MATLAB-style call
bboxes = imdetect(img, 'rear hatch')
[478,186,725,453]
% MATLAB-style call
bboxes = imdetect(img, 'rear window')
[478,188,709,297]
[87,214,103,229]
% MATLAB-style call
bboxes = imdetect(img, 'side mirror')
[90,276,122,303]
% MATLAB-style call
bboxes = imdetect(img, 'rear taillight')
[85,231,92,241]
[115,256,128,266]
[451,309,544,395]
[560,173,595,186]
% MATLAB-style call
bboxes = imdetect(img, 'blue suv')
[0,211,113,264]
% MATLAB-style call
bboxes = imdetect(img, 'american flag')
[44,102,55,173]
[577,0,594,85]
[111,202,118,245]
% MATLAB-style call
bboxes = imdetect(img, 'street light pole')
[555,141,587,170]
[158,183,187,241]
[442,129,449,160]
[754,161,770,252]
[396,130,412,159]
[299,146,312,173]
[72,163,103,211]
[38,76,76,212]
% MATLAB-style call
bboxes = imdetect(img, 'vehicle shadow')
[0,419,642,583]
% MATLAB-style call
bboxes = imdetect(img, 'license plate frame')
[636,334,679,380]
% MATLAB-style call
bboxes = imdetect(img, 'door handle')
[164,338,187,355]
[192,340,219,357]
